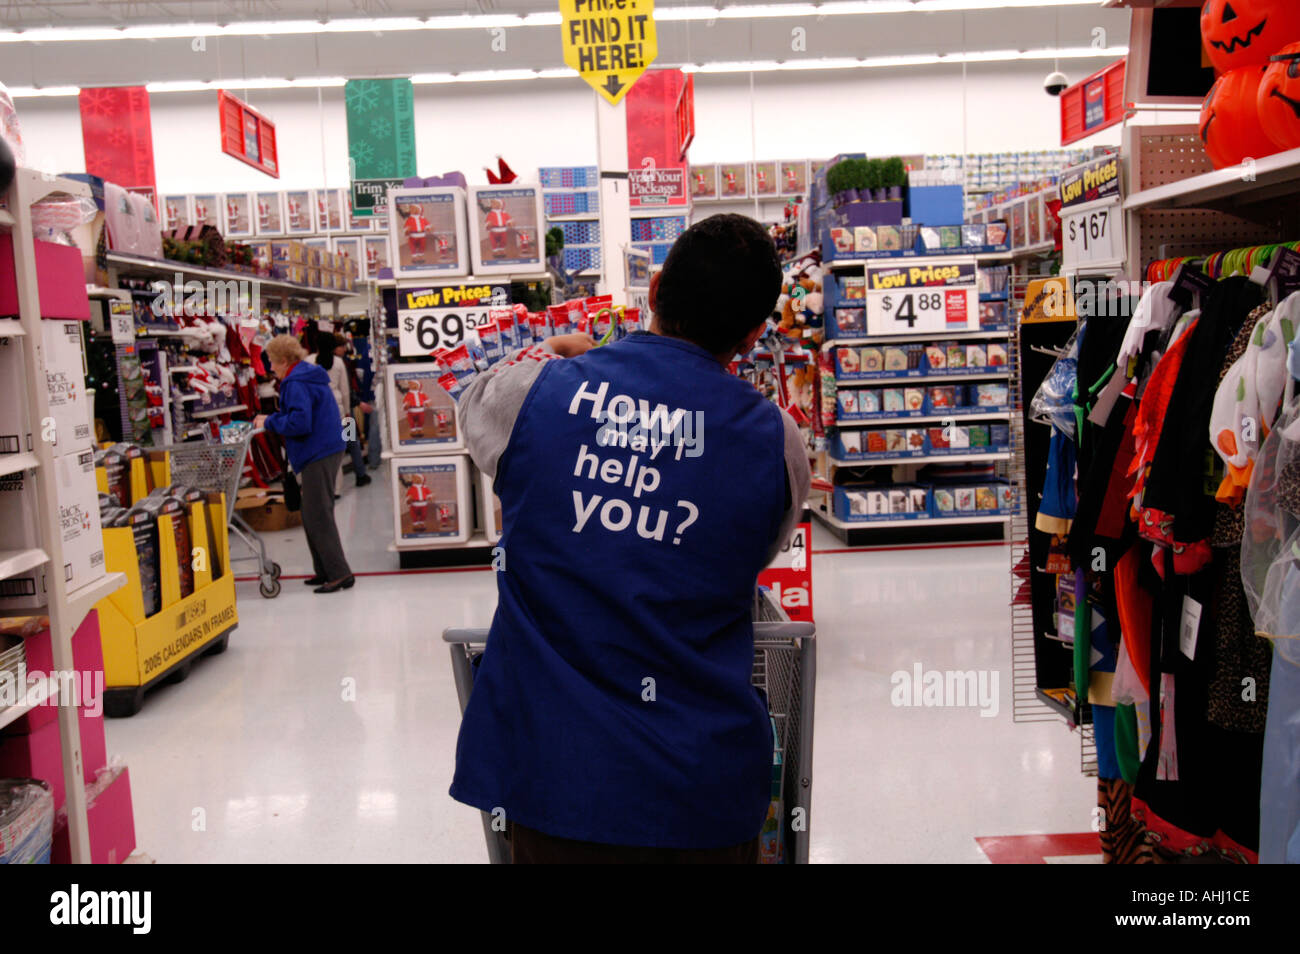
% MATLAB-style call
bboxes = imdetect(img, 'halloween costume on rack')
[1027,241,1300,862]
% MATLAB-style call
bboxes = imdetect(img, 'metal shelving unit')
[817,251,1013,546]
[105,251,355,310]
[1,167,127,862]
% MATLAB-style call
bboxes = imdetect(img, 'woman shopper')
[254,334,355,594]
[309,333,372,490]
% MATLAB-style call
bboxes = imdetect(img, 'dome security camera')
[1044,71,1069,97]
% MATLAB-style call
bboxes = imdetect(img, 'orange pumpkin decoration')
[1202,0,1300,74]
[1200,65,1281,168]
[1259,43,1300,151]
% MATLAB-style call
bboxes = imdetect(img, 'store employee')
[449,214,812,863]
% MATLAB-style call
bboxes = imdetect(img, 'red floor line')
[975,832,1100,864]
[811,541,1006,555]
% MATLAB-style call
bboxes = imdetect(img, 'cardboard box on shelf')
[42,319,95,455]
[0,463,43,611]
[0,234,92,321]
[0,720,67,809]
[0,334,32,456]
[233,487,301,532]
[0,448,102,610]
[51,765,135,864]
[12,611,108,783]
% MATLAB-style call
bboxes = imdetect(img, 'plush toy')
[1200,65,1278,168]
[1259,44,1300,151]
[775,252,825,346]
[1201,0,1300,75]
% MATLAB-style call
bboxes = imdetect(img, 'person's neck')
[646,318,739,365]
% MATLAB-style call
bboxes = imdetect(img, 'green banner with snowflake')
[345,77,417,216]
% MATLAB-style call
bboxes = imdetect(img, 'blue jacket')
[264,360,345,471]
[450,333,787,850]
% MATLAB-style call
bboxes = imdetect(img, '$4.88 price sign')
[866,287,977,335]
[865,260,978,336]
[398,307,491,356]
[1062,197,1124,271]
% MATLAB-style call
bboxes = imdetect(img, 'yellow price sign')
[560,0,657,106]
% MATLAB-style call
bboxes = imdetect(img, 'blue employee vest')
[449,332,788,850]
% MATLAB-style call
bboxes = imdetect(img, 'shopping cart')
[151,426,283,598]
[442,588,816,863]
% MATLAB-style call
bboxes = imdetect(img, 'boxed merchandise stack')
[541,166,601,276]
[0,230,104,612]
[630,214,687,267]
[90,444,238,715]
[386,295,645,554]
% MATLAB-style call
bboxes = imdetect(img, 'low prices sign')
[865,260,979,336]
[560,0,658,106]
[627,69,689,209]
[1059,155,1124,271]
[397,282,510,357]
[758,522,812,622]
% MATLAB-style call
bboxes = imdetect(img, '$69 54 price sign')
[398,307,492,356]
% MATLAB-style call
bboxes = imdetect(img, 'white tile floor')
[104,465,1098,863]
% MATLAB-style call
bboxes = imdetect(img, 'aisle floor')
[105,467,1098,863]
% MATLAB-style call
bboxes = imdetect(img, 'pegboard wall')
[1131,128,1214,191]
[1128,126,1300,273]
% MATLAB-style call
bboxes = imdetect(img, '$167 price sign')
[1061,197,1123,271]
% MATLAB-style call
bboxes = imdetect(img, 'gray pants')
[299,452,352,582]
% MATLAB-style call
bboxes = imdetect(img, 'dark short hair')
[655,213,781,355]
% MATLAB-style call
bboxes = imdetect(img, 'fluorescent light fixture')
[0,1,1103,42]
[3,45,1125,97]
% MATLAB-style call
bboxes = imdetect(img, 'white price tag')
[866,287,977,335]
[397,307,493,356]
[108,299,135,345]
[1179,595,1202,661]
[1061,197,1124,271]
[865,260,979,336]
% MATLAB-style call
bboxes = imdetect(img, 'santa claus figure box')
[387,187,468,278]
[392,457,472,546]
[386,363,464,452]
[468,185,545,276]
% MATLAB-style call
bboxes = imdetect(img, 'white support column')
[595,93,631,307]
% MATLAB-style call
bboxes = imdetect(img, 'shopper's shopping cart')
[153,426,282,598]
[442,589,816,863]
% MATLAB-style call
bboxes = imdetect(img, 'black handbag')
[282,468,302,513]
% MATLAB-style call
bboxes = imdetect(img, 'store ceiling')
[0,1,1130,91]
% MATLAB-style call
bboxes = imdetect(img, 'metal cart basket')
[443,589,816,863]
[152,427,282,598]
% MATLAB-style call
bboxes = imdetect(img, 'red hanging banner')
[79,86,158,205]
[675,73,695,160]
[626,69,689,209]
[218,90,279,178]
[1060,59,1128,146]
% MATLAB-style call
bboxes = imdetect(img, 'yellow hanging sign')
[560,0,658,106]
